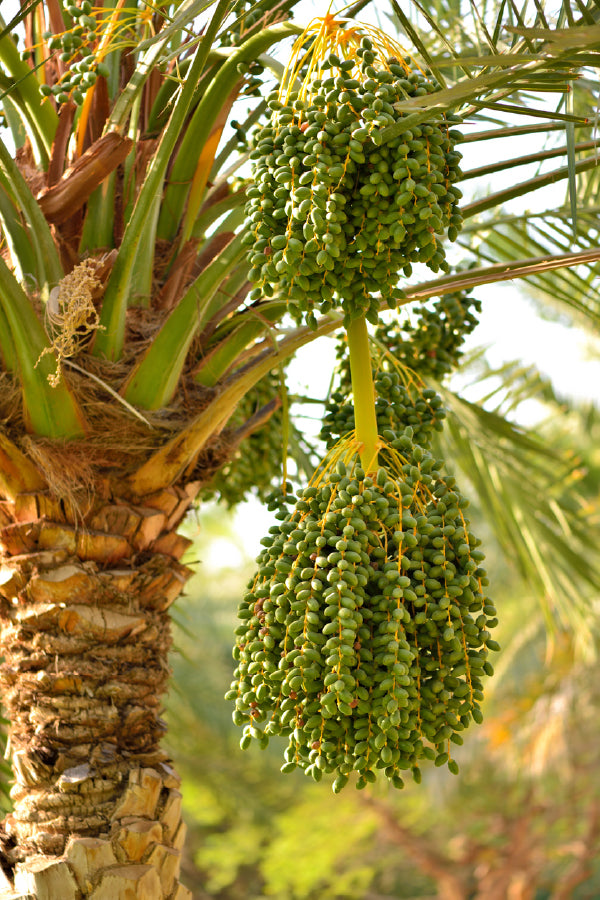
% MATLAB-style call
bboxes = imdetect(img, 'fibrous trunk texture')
[0,479,198,899]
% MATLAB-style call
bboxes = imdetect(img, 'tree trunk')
[362,798,469,900]
[0,473,198,899]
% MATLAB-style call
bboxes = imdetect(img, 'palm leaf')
[400,246,600,310]
[156,22,300,244]
[462,153,600,220]
[461,137,600,181]
[378,0,600,161]
[434,368,600,640]
[458,214,600,324]
[0,0,44,42]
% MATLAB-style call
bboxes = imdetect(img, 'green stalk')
[122,86,143,225]
[79,173,117,253]
[119,89,159,303]
[566,80,577,235]
[0,303,16,372]
[346,315,379,473]
[126,192,162,308]
[76,2,136,245]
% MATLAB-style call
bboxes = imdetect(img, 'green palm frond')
[455,350,564,414]
[458,211,600,324]
[398,246,600,311]
[435,362,600,645]
[376,0,600,338]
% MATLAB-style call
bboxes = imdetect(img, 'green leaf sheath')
[128,312,342,494]
[194,301,287,387]
[79,174,117,255]
[0,140,63,291]
[0,257,85,438]
[122,232,247,410]
[156,23,299,243]
[0,186,39,286]
[0,302,16,373]
[94,0,234,362]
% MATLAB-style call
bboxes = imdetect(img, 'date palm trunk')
[0,451,198,899]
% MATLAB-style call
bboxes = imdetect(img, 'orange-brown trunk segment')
[0,475,198,899]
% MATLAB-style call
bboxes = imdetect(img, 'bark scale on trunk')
[0,476,200,899]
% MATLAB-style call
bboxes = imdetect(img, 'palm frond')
[400,246,600,310]
[462,153,600,219]
[457,212,600,325]
[434,365,600,645]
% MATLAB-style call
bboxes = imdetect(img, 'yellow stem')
[76,0,128,156]
[346,315,379,473]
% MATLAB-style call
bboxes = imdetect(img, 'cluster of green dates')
[229,22,495,793]
[201,370,308,507]
[41,3,108,106]
[373,289,482,382]
[228,435,498,790]
[243,39,464,327]
[321,370,446,452]
[221,0,282,47]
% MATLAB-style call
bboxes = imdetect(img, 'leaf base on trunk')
[0,483,196,898]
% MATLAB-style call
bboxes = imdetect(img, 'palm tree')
[1,0,600,895]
